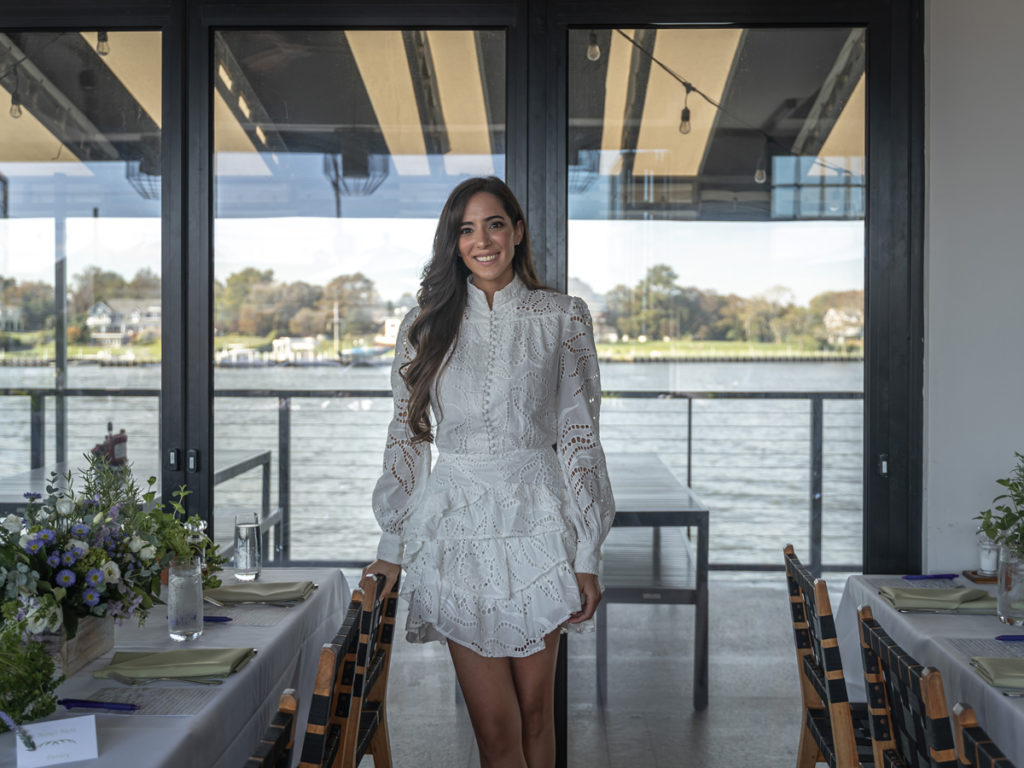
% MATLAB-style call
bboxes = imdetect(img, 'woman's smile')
[458,191,524,300]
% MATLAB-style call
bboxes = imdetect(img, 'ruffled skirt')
[401,449,582,657]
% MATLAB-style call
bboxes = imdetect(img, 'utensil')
[57,698,140,711]
[203,595,296,608]
[903,573,959,580]
[996,635,1024,642]
[108,671,222,686]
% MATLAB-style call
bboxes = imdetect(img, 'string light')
[678,83,693,135]
[9,91,22,119]
[96,30,110,56]
[754,143,767,184]
[586,32,601,62]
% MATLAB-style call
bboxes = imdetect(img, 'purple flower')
[47,552,60,568]
[22,492,41,501]
[85,568,105,587]
[83,588,100,607]
[71,523,91,537]
[55,569,76,587]
[109,503,121,520]
[36,528,56,543]
[0,711,36,751]
[61,549,79,566]
[23,538,43,554]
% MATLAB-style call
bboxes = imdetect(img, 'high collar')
[466,273,527,315]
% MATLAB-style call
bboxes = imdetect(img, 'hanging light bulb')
[96,30,110,56]
[9,92,22,119]
[753,145,767,184]
[678,106,691,135]
[586,32,601,62]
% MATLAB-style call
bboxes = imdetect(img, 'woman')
[361,176,615,768]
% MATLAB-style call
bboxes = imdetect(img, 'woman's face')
[457,191,524,297]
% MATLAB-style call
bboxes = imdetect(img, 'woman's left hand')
[568,571,602,624]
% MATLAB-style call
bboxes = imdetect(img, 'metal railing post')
[278,396,291,562]
[810,397,824,578]
[686,396,693,488]
[30,393,45,468]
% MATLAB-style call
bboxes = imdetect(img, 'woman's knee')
[518,694,553,740]
[474,714,523,759]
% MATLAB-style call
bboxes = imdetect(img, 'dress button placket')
[482,311,496,453]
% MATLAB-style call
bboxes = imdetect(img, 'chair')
[784,544,873,768]
[298,573,399,768]
[951,702,1016,767]
[857,604,958,767]
[245,689,299,768]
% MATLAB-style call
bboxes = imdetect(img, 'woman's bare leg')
[510,630,561,768]
[449,641,528,768]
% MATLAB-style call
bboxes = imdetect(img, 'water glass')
[978,536,1000,576]
[167,556,203,641]
[233,512,262,582]
[997,547,1024,626]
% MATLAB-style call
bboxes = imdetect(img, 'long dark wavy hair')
[403,177,547,443]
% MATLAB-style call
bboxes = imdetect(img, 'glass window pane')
[0,31,162,480]
[568,27,865,571]
[212,29,506,561]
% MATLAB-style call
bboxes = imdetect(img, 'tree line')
[2,263,862,348]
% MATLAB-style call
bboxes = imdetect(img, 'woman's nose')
[474,229,492,248]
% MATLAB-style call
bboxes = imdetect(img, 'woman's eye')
[490,221,504,229]
[459,228,472,236]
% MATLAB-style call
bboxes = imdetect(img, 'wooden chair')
[952,702,1016,767]
[245,689,299,768]
[857,604,957,767]
[784,544,873,768]
[299,573,399,768]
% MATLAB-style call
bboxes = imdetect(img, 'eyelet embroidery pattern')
[371,277,615,657]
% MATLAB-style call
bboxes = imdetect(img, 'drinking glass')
[233,512,262,582]
[977,535,1000,576]
[997,546,1024,626]
[167,556,203,641]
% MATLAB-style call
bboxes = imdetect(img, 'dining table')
[0,566,349,768]
[835,573,1024,765]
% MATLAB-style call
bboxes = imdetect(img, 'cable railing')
[0,387,864,576]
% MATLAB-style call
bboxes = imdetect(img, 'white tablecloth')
[0,567,349,768]
[836,574,1024,765]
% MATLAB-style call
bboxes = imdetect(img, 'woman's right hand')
[360,559,401,601]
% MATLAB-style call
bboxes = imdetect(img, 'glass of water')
[167,556,203,641]
[233,511,262,581]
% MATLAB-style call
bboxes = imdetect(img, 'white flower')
[128,536,145,553]
[26,604,62,634]
[101,561,121,582]
[139,545,156,562]
[66,538,89,553]
[36,510,51,522]
[1,514,21,534]
[19,533,33,550]
[55,498,74,517]
[93,511,105,525]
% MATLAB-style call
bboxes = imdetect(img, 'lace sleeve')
[556,297,615,574]
[371,309,431,564]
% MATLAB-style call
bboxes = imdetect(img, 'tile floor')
[352,574,809,767]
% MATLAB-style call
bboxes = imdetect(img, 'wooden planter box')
[40,616,115,677]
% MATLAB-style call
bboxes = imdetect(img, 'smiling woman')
[457,190,524,304]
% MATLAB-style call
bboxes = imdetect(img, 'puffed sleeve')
[371,308,431,564]
[556,297,615,574]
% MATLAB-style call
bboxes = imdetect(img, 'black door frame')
[1,0,923,572]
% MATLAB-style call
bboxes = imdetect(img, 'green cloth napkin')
[971,657,1024,690]
[203,580,315,604]
[877,587,998,613]
[94,647,256,680]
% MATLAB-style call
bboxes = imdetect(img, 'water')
[0,359,863,568]
[167,562,204,641]
[233,520,262,581]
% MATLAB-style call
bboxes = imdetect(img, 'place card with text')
[16,715,98,768]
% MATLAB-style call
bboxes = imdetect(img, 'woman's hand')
[568,572,602,624]
[360,559,401,601]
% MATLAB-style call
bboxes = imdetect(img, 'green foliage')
[0,616,62,738]
[975,452,1024,554]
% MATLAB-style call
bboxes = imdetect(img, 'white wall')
[924,0,1024,569]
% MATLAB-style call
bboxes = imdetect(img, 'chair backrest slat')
[952,702,1016,768]
[857,604,958,768]
[783,544,860,768]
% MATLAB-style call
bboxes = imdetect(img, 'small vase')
[997,547,1024,626]
[39,615,114,676]
[978,536,1000,576]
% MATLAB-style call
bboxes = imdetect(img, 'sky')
[0,216,863,307]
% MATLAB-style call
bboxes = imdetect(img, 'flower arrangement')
[0,454,224,738]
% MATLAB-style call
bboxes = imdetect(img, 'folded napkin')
[94,647,256,680]
[877,587,998,613]
[971,657,1024,690]
[203,580,315,604]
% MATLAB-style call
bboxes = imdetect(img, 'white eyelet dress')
[371,275,616,658]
